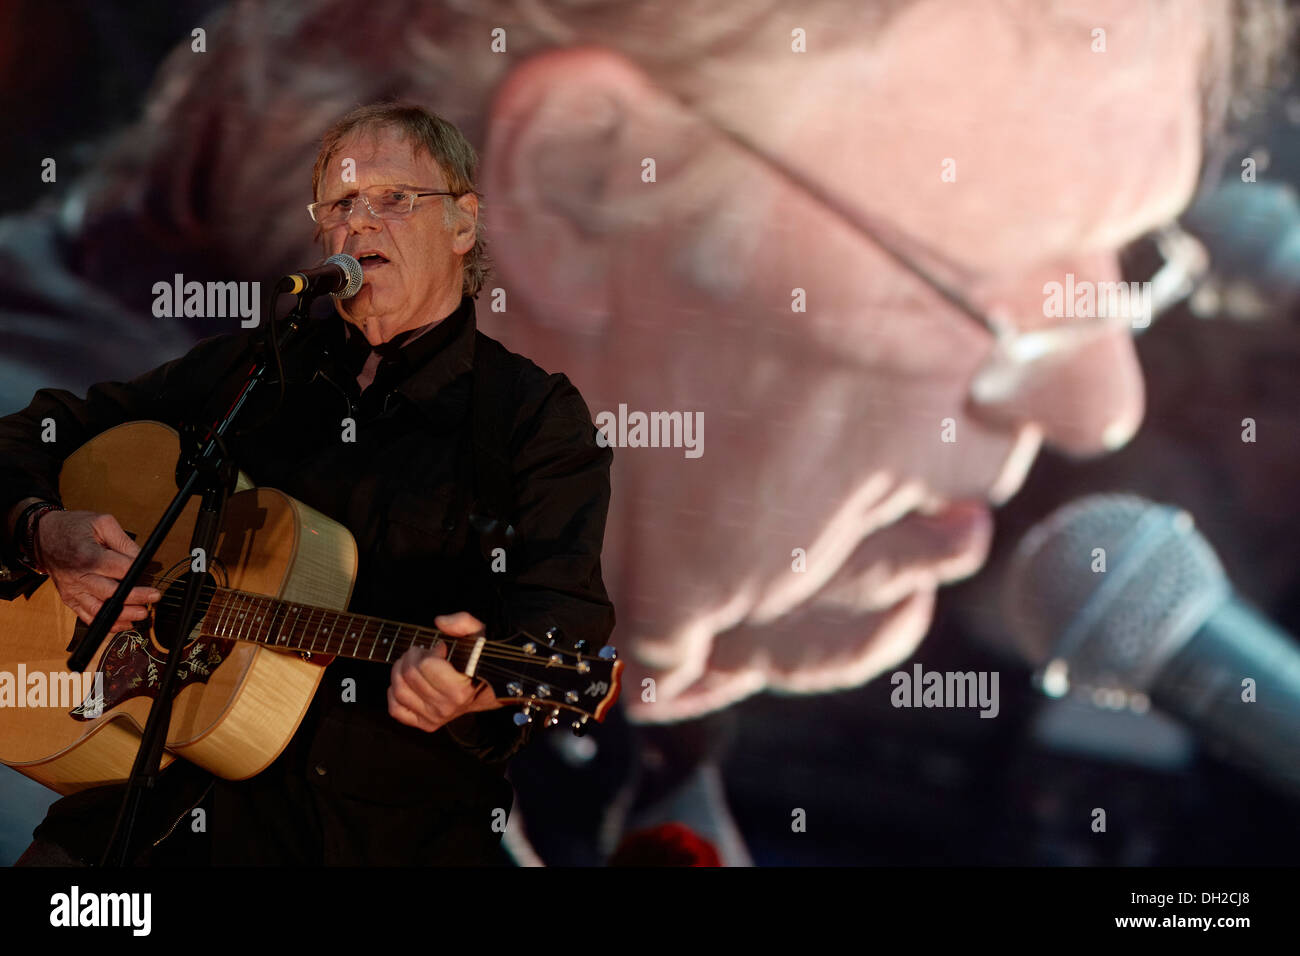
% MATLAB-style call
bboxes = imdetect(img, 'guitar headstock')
[484,627,622,735]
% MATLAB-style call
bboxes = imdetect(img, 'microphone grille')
[326,253,364,298]
[1002,493,1228,692]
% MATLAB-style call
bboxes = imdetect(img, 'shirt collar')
[335,294,478,417]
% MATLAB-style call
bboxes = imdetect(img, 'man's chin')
[624,587,937,725]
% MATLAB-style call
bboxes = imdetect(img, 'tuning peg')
[573,639,587,653]
[506,681,523,697]
[514,704,533,726]
[544,707,561,728]
[598,645,617,661]
[571,715,590,737]
[544,626,563,647]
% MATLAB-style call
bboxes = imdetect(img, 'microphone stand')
[65,288,318,867]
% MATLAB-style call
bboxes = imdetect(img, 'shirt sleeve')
[0,332,253,595]
[444,369,616,764]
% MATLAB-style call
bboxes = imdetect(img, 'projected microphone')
[1181,180,1300,305]
[1003,494,1300,792]
[275,253,363,298]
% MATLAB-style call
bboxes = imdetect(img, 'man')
[0,103,616,865]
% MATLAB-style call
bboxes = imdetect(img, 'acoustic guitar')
[0,421,622,795]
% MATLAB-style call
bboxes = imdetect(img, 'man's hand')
[387,611,503,733]
[37,510,162,634]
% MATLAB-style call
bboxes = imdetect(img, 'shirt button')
[314,764,328,777]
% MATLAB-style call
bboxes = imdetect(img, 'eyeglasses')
[307,185,464,228]
[675,101,1209,395]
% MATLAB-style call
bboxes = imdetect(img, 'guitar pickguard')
[70,627,234,721]
[70,559,236,721]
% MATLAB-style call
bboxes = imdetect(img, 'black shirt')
[0,294,616,864]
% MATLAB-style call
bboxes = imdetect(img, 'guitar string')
[132,575,556,664]
[123,592,600,713]
[216,595,584,670]
[98,590,606,713]
[109,578,598,671]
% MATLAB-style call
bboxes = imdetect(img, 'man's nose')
[346,203,384,234]
[965,257,1146,458]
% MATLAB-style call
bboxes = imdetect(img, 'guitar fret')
[246,595,265,644]
[220,591,235,641]
[262,598,284,647]
[287,604,302,648]
[240,593,257,644]
[318,610,332,655]
[349,616,366,659]
[230,592,245,643]
[202,594,441,666]
[211,588,230,639]
[241,593,256,644]
[319,610,336,654]
[255,595,273,644]
[312,608,329,653]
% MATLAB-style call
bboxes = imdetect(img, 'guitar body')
[0,421,358,795]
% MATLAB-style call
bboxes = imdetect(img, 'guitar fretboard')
[202,589,471,669]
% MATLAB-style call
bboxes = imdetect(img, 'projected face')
[481,0,1223,720]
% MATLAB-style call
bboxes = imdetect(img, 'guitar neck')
[203,588,475,669]
[185,585,623,726]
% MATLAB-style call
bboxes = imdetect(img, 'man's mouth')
[355,252,390,271]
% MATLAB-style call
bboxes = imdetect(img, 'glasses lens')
[310,189,422,226]
[370,190,416,218]
[311,198,352,227]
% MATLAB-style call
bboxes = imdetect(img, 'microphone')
[275,253,364,298]
[1181,180,1300,309]
[1003,494,1300,793]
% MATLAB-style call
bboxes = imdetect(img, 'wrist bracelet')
[15,501,64,575]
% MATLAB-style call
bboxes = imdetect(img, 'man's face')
[514,0,1223,720]
[317,126,475,344]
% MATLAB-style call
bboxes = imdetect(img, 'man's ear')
[450,191,478,255]
[481,47,681,334]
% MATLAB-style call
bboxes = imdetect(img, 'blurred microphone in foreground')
[1004,494,1300,795]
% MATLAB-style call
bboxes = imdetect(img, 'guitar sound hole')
[152,572,219,653]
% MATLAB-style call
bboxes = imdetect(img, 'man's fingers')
[465,680,505,712]
[94,514,140,559]
[433,612,484,637]
[395,652,453,704]
[388,637,496,733]
[390,645,484,727]
[386,687,439,732]
[79,573,127,603]
[391,678,453,725]
[74,596,136,632]
[128,584,163,605]
[72,571,159,606]
[93,549,135,582]
[66,581,153,630]
[416,647,471,687]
